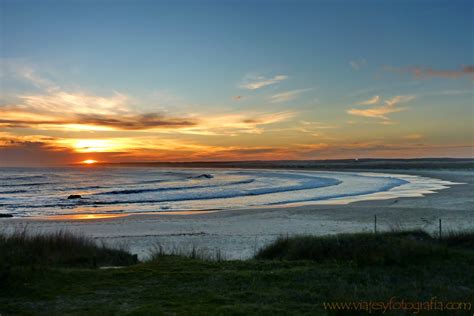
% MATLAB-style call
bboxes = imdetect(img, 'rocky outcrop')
[194,174,214,179]
[67,195,82,199]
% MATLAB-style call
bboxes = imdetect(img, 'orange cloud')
[0,90,197,131]
[240,74,288,90]
[355,95,380,106]
[385,65,474,80]
[1,130,472,166]
[347,95,415,120]
[176,111,295,136]
[269,88,312,103]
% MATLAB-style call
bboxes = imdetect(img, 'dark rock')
[195,174,213,179]
[0,214,13,218]
[67,194,82,199]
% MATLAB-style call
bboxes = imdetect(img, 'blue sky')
[1,0,473,165]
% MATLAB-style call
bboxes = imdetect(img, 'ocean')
[0,167,456,218]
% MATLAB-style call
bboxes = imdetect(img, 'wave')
[0,182,56,188]
[2,176,340,210]
[93,179,257,195]
[0,189,29,194]
[0,175,46,181]
[5,170,448,218]
[84,177,341,206]
[267,177,409,205]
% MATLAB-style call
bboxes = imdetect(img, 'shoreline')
[1,168,464,220]
[1,168,473,259]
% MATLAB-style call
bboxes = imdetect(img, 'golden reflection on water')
[36,210,218,220]
[45,213,131,220]
[150,210,218,215]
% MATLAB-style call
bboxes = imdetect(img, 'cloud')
[2,130,472,166]
[0,68,295,138]
[294,121,338,136]
[1,59,60,92]
[349,59,367,71]
[72,113,195,130]
[385,65,474,80]
[355,95,380,106]
[0,92,293,136]
[19,91,131,115]
[347,95,415,120]
[241,75,288,90]
[383,95,415,107]
[177,111,295,136]
[269,88,312,103]
[347,107,403,120]
[0,90,197,131]
[232,95,243,101]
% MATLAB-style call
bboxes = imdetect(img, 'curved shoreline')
[1,169,460,218]
[0,169,472,260]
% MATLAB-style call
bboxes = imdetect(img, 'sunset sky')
[1,0,473,166]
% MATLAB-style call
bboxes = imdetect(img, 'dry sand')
[1,169,473,260]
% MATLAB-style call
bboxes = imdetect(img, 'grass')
[148,242,225,262]
[0,228,137,269]
[255,230,448,265]
[440,230,474,250]
[1,230,473,315]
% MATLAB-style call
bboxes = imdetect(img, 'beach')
[1,169,472,260]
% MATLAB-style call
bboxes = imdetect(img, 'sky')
[0,0,473,166]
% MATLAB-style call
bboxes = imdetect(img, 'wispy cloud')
[355,95,380,106]
[269,88,312,103]
[385,65,474,80]
[241,74,288,90]
[0,64,298,140]
[178,111,295,136]
[1,59,60,92]
[347,95,415,120]
[349,59,366,71]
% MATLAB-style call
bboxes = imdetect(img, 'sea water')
[0,167,457,217]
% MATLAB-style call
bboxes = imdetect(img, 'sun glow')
[82,159,98,164]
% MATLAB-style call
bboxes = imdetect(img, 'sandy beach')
[1,169,473,260]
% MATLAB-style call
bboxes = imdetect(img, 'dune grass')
[1,229,473,315]
[147,242,225,262]
[440,230,474,250]
[0,228,137,269]
[254,230,452,265]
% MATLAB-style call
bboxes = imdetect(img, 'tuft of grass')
[0,228,138,269]
[255,230,453,266]
[147,242,225,262]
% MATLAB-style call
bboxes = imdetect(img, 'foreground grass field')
[1,230,473,315]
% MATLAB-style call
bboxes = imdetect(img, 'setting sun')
[82,159,98,164]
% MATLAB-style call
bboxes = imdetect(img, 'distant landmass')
[96,158,474,170]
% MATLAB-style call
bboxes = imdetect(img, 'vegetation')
[0,228,137,269]
[0,230,473,315]
[255,230,447,265]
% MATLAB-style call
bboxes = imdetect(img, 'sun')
[82,159,98,165]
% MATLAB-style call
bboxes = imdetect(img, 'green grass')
[1,230,473,315]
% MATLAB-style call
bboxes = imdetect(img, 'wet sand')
[1,169,473,260]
